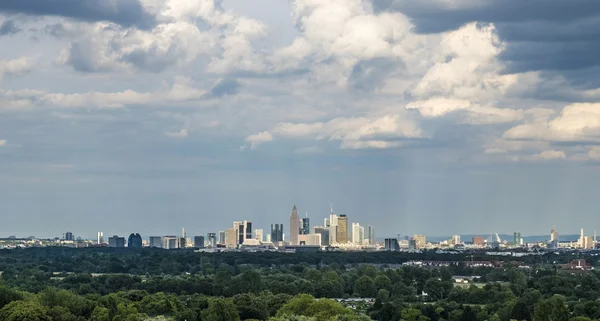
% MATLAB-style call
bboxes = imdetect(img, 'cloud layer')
[2,0,600,236]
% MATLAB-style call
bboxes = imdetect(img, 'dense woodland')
[0,248,600,321]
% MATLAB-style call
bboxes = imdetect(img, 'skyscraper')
[301,216,310,235]
[207,233,217,247]
[271,224,283,243]
[234,221,253,245]
[65,232,74,241]
[225,228,236,248]
[352,223,363,245]
[149,236,162,248]
[194,236,205,248]
[513,232,521,246]
[218,231,225,245]
[289,205,300,245]
[108,235,125,248]
[97,232,104,244]
[336,215,348,244]
[413,235,426,249]
[366,226,375,245]
[384,238,400,251]
[127,233,143,248]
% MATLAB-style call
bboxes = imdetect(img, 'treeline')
[0,247,586,276]
[2,265,600,320]
[2,248,600,320]
[0,286,371,321]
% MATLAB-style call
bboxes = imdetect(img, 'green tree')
[0,286,23,309]
[533,295,569,321]
[374,275,392,292]
[401,307,429,321]
[202,298,240,321]
[0,300,51,321]
[354,276,377,298]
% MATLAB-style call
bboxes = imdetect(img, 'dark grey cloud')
[348,58,403,92]
[65,41,106,73]
[209,79,241,97]
[0,19,20,36]
[376,0,600,33]
[375,0,600,87]
[120,45,184,73]
[0,0,156,30]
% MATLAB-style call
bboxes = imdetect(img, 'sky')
[1,0,600,239]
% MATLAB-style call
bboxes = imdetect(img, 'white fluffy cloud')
[537,150,566,160]
[0,57,33,80]
[247,113,424,150]
[504,103,600,143]
[244,131,273,150]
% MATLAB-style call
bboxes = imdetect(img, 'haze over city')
[2,0,600,238]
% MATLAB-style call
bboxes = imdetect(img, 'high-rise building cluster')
[205,204,376,249]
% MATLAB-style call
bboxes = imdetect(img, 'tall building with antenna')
[301,213,310,235]
[289,205,300,245]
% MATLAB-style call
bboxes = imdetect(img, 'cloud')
[0,19,20,36]
[0,140,6,146]
[589,147,600,160]
[209,79,240,97]
[379,0,600,86]
[503,103,600,143]
[51,0,269,75]
[262,113,424,150]
[0,77,207,110]
[165,129,188,138]
[244,131,273,150]
[536,150,566,160]
[0,0,157,29]
[0,57,33,79]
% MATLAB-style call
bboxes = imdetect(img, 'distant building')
[65,232,74,241]
[408,239,417,250]
[551,225,558,242]
[233,221,253,246]
[207,233,217,247]
[352,223,364,245]
[225,228,237,248]
[313,226,330,246]
[513,232,522,246]
[218,231,225,245]
[472,236,485,246]
[127,233,143,248]
[271,224,284,243]
[255,229,264,243]
[289,205,300,245]
[163,236,179,249]
[337,215,348,243]
[179,237,187,248]
[194,236,205,248]
[366,226,375,245]
[412,235,426,249]
[301,217,310,235]
[108,235,125,248]
[451,235,461,245]
[149,236,162,248]
[298,234,321,246]
[384,238,399,251]
[97,232,104,244]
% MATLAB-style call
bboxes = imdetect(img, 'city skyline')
[2,1,600,237]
